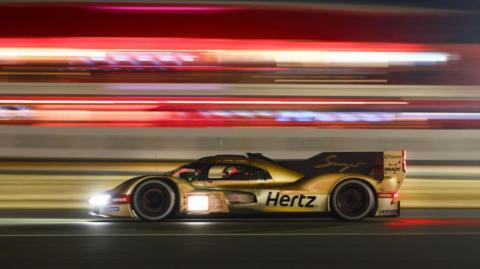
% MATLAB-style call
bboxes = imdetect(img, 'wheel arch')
[326,176,378,213]
[129,176,181,219]
[129,176,180,196]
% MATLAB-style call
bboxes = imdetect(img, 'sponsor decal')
[103,206,120,212]
[384,152,403,176]
[384,167,401,172]
[388,161,401,166]
[379,209,399,215]
[315,155,366,172]
[266,191,317,208]
[384,153,402,159]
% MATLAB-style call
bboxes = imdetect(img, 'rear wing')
[279,151,406,181]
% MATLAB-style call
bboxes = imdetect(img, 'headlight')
[88,194,111,206]
[187,195,209,212]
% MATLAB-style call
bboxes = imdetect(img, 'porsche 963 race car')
[89,151,406,221]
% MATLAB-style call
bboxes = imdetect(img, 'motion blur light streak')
[1,95,480,128]
[1,159,479,209]
[91,5,237,13]
[109,83,225,91]
[2,110,480,128]
[160,100,407,105]
[388,218,480,227]
[2,83,479,97]
[0,48,450,66]
[0,38,468,84]
[0,48,106,58]
[400,113,480,120]
[0,100,160,105]
[0,97,408,105]
[0,38,428,51]
[271,51,450,66]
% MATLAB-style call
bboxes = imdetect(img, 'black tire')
[330,179,375,221]
[132,180,176,221]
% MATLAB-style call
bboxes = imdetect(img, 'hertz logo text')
[266,192,316,208]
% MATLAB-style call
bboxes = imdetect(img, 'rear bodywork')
[90,151,406,218]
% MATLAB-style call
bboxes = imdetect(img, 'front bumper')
[89,204,135,218]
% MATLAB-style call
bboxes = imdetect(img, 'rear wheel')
[132,180,176,221]
[331,179,375,221]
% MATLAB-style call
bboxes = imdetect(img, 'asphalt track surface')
[0,209,479,269]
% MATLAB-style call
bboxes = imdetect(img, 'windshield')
[166,162,207,180]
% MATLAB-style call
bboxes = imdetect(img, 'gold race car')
[89,151,406,221]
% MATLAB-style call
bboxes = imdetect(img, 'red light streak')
[0,96,479,128]
[91,5,237,13]
[0,38,427,51]
[0,97,408,106]
[388,218,480,227]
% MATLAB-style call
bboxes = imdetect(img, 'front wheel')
[132,180,176,221]
[330,179,375,221]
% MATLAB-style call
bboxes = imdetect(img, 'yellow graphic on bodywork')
[315,155,366,172]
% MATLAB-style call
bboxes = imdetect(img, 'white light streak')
[0,100,408,105]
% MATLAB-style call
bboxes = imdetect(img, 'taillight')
[393,192,399,204]
[378,192,399,204]
[378,193,396,198]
